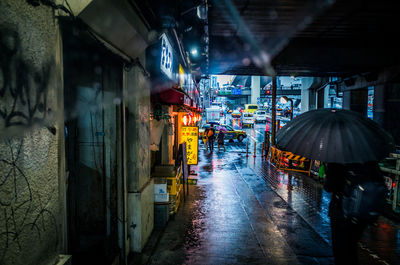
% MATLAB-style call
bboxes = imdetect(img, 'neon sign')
[160,34,173,79]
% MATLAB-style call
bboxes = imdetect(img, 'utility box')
[154,203,169,228]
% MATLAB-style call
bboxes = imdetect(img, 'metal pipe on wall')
[271,76,277,146]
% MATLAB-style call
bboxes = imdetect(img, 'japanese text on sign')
[181,126,199,165]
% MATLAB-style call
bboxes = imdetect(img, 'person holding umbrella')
[207,124,216,152]
[203,125,210,152]
[324,161,386,264]
[276,109,394,265]
[216,126,227,152]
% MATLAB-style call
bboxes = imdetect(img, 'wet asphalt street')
[145,122,400,265]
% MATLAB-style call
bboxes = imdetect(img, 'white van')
[242,112,254,127]
[206,107,221,124]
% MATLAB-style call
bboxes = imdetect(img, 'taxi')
[231,110,241,118]
[199,124,247,142]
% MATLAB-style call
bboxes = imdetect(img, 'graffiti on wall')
[0,26,55,137]
[0,26,58,263]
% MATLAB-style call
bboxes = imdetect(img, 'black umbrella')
[276,109,395,164]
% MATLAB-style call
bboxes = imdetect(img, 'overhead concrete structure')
[208,0,400,77]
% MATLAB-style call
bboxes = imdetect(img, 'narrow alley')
[2,1,400,265]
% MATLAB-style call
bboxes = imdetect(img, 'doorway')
[63,24,123,265]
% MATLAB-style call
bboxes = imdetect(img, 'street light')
[280,96,293,120]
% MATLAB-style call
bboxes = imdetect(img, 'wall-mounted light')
[191,48,198,56]
[197,3,208,20]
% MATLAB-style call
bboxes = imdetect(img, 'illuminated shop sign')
[160,34,173,79]
[181,126,199,165]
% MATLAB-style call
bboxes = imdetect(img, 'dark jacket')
[217,132,225,144]
[324,162,383,218]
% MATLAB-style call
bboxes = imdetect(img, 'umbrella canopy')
[216,126,228,132]
[208,121,220,125]
[276,109,395,164]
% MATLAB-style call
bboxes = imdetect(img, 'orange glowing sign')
[181,126,198,165]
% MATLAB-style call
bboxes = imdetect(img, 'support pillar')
[301,87,310,113]
[324,85,330,108]
[251,76,261,105]
[300,77,314,113]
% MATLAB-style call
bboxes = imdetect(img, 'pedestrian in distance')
[217,130,225,152]
[323,162,386,265]
[203,127,209,151]
[207,124,216,152]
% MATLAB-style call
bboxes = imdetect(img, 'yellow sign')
[179,64,185,87]
[181,126,198,165]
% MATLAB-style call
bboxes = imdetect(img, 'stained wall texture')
[0,1,63,264]
[124,56,154,252]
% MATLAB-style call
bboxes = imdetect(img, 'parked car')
[254,110,267,123]
[242,112,255,127]
[199,124,247,142]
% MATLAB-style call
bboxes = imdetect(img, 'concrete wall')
[124,54,153,253]
[339,68,400,144]
[0,1,64,264]
[384,83,400,145]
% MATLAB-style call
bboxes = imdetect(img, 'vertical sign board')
[181,126,199,165]
[160,34,173,79]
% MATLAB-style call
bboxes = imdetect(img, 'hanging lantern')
[182,115,188,125]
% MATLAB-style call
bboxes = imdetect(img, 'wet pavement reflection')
[147,124,400,265]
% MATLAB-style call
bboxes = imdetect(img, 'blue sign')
[231,88,242,95]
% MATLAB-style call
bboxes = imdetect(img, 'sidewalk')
[140,150,330,265]
[248,155,400,265]
[137,145,399,265]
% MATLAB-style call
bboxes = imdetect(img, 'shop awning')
[152,88,201,114]
[155,88,185,105]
